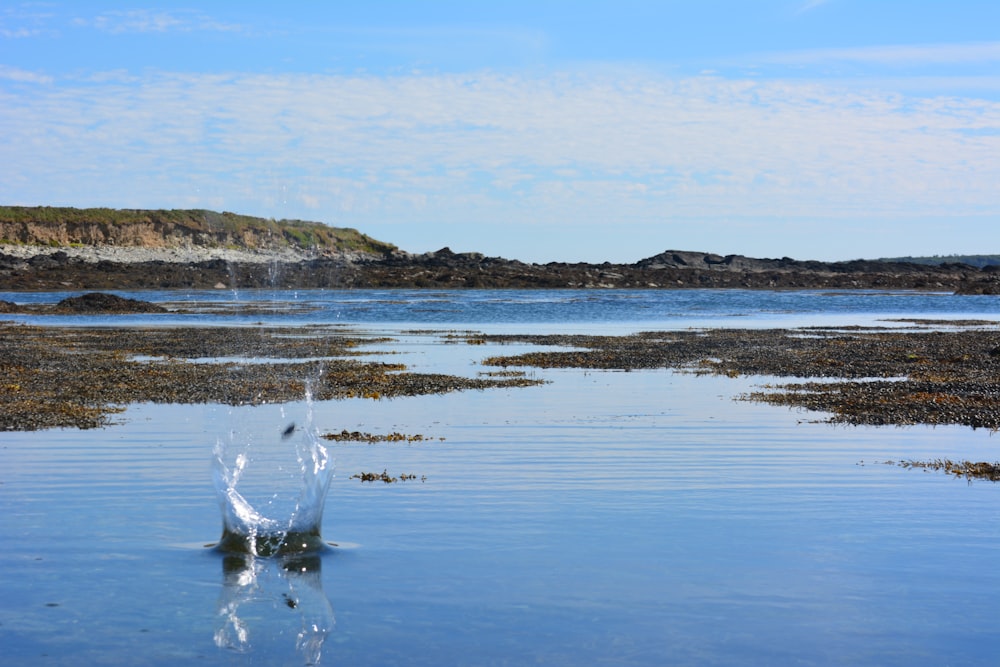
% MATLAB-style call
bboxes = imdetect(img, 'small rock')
[53,292,167,314]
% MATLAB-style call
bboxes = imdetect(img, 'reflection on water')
[215,553,334,665]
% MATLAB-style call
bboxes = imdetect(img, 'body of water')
[2,288,999,665]
[3,287,999,331]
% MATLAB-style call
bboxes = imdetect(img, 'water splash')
[212,385,334,557]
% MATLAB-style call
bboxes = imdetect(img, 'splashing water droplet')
[213,386,334,557]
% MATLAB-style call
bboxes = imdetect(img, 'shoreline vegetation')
[1,206,998,292]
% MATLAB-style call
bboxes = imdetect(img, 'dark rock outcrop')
[53,292,168,313]
[0,248,998,293]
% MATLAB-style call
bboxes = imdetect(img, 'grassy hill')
[0,206,397,255]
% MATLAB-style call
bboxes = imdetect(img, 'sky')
[2,1,999,263]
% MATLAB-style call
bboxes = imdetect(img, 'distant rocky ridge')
[0,207,998,293]
[878,254,1000,269]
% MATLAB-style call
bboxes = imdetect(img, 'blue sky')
[2,1,999,262]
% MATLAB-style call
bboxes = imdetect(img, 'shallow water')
[3,286,999,331]
[2,289,1000,665]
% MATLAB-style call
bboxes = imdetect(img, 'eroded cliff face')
[0,218,282,249]
[0,207,398,258]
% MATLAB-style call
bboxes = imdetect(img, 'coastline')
[2,244,998,292]
[1,207,996,291]
[0,243,323,265]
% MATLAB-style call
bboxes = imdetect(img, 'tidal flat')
[5,289,1000,665]
[0,322,542,431]
[4,319,999,432]
[481,323,1000,430]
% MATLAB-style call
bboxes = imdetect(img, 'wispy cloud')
[1,26,39,38]
[0,64,52,84]
[74,9,245,35]
[794,0,832,15]
[1,3,56,39]
[2,69,998,236]
[760,41,1000,66]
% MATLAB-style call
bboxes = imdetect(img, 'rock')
[0,244,993,292]
[954,278,1000,295]
[28,252,69,268]
[53,292,168,314]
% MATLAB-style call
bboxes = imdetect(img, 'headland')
[1,206,997,292]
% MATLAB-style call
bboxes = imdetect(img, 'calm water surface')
[2,289,1000,665]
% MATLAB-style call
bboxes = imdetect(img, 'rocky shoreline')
[2,244,999,292]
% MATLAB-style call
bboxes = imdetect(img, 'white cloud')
[794,0,832,15]
[1,26,40,38]
[759,41,1000,67]
[1,3,56,39]
[0,64,52,84]
[75,9,245,34]
[1,68,998,233]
